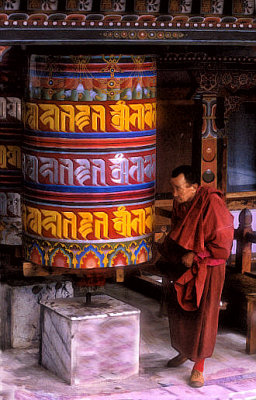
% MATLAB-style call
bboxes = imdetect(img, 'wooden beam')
[22,261,156,279]
[22,262,114,279]
[226,191,256,199]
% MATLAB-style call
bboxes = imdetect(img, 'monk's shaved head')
[172,165,199,186]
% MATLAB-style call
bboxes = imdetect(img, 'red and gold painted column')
[0,47,23,245]
[23,54,156,269]
[201,94,218,188]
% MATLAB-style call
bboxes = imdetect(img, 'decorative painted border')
[24,234,153,268]
[0,13,256,31]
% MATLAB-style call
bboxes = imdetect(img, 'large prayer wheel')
[0,98,22,245]
[23,54,156,269]
[0,49,23,245]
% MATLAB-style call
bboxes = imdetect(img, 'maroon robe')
[160,187,234,361]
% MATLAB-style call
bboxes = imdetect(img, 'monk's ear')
[192,183,198,191]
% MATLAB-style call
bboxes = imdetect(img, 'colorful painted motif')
[66,0,93,11]
[23,235,151,268]
[27,56,156,102]
[100,0,126,12]
[27,0,58,11]
[4,0,21,10]
[201,95,217,188]
[169,0,193,14]
[232,0,254,15]
[23,54,156,269]
[134,0,160,13]
[200,0,225,14]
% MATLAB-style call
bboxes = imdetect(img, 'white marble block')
[0,281,73,349]
[40,295,140,385]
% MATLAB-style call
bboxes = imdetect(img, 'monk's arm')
[203,194,234,260]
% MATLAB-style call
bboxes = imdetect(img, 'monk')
[156,165,234,388]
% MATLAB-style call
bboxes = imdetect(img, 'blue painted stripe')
[30,70,156,79]
[24,181,155,193]
[25,129,156,138]
[23,198,154,208]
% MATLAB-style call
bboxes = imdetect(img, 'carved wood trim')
[195,70,256,94]
[224,95,242,123]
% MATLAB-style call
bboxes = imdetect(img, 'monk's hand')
[181,252,195,268]
[151,241,162,263]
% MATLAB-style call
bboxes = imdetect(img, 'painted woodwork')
[27,0,59,11]
[233,0,255,15]
[0,0,254,16]
[66,0,94,11]
[22,54,156,269]
[3,0,21,10]
[200,0,224,14]
[134,0,161,13]
[201,95,218,188]
[191,66,256,193]
[1,11,256,48]
[100,0,126,12]
[168,0,193,14]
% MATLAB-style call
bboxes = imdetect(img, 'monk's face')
[170,173,198,203]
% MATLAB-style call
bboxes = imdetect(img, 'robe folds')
[159,186,234,361]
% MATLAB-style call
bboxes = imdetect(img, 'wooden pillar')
[192,94,203,178]
[201,94,218,188]
[246,294,256,354]
[235,208,253,274]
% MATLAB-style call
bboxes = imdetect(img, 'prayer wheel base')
[40,295,140,385]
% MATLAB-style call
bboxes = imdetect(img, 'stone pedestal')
[0,281,73,349]
[40,295,140,385]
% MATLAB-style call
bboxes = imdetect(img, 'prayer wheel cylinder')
[23,54,156,269]
[0,49,23,245]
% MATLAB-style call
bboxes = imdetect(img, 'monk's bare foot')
[189,369,204,388]
[166,353,188,368]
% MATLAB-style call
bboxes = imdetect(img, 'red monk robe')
[159,186,234,362]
